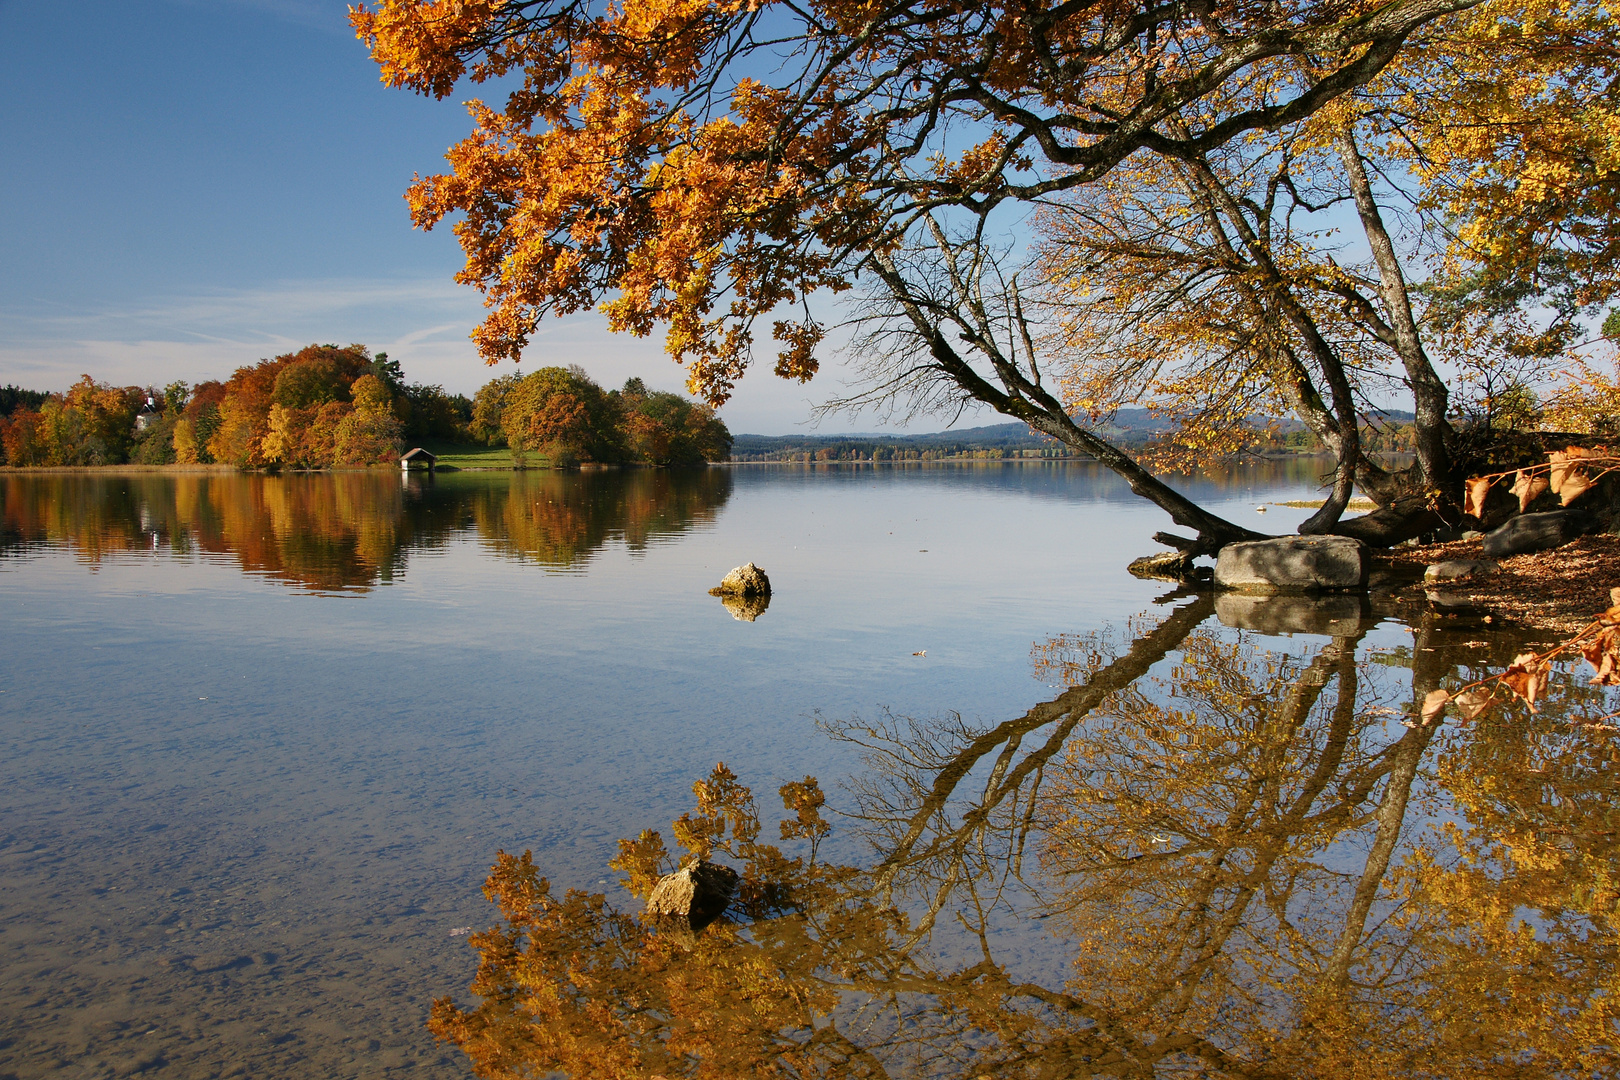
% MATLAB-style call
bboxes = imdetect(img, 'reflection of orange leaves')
[610,829,669,901]
[778,777,831,845]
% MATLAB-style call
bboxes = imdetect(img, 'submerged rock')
[709,562,771,598]
[1214,535,1368,593]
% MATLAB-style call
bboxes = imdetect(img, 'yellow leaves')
[771,319,823,382]
[1463,476,1492,519]
[778,777,831,847]
[673,761,761,860]
[1411,0,1620,313]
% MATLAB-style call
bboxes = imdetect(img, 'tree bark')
[1335,130,1453,490]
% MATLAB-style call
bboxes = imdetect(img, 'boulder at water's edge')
[1214,535,1368,594]
[1482,510,1591,558]
[646,860,738,922]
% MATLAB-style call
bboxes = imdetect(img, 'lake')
[1,463,1614,1078]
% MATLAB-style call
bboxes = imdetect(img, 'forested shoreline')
[0,344,731,470]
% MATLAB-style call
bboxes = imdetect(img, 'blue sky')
[0,0,910,433]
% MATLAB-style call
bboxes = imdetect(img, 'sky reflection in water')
[0,464,1612,1079]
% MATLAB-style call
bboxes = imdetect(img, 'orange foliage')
[352,0,1473,404]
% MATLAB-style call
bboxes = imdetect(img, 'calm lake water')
[1,463,1614,1079]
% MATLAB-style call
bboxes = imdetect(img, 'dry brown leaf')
[1453,689,1492,720]
[1547,451,1576,497]
[1421,688,1450,725]
[1558,470,1593,505]
[1463,477,1491,519]
[1501,651,1549,712]
[1511,470,1549,512]
[1582,627,1620,686]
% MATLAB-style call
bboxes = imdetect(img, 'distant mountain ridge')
[731,407,1416,461]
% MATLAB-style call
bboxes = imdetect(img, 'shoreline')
[1377,533,1620,635]
[0,463,244,474]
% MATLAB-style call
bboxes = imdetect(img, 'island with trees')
[0,348,732,471]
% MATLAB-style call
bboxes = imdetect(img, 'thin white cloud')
[0,276,965,432]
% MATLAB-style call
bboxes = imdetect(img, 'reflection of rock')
[709,562,771,597]
[1215,592,1368,637]
[1214,536,1367,593]
[1424,589,1492,619]
[646,860,738,930]
[719,592,771,622]
[1482,510,1591,557]
[1423,559,1498,584]
[1128,551,1191,581]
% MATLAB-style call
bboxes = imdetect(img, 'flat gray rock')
[1214,535,1368,593]
[1482,510,1590,558]
[1423,559,1499,584]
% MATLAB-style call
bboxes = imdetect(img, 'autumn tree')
[205,344,406,469]
[0,376,142,467]
[499,366,625,465]
[617,378,733,465]
[354,0,1493,550]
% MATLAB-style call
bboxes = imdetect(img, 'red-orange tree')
[354,0,1482,549]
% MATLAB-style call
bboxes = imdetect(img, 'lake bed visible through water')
[2,463,1613,1079]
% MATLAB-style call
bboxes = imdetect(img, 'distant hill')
[730,406,1416,461]
[731,409,1170,460]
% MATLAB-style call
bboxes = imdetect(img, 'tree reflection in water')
[0,470,732,590]
[435,591,1619,1078]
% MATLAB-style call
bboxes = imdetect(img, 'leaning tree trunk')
[868,251,1270,561]
[920,331,1268,557]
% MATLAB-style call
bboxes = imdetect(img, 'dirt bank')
[1377,533,1620,635]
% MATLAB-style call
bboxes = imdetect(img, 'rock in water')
[1214,535,1368,593]
[645,860,739,925]
[709,562,771,598]
[1482,510,1591,558]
